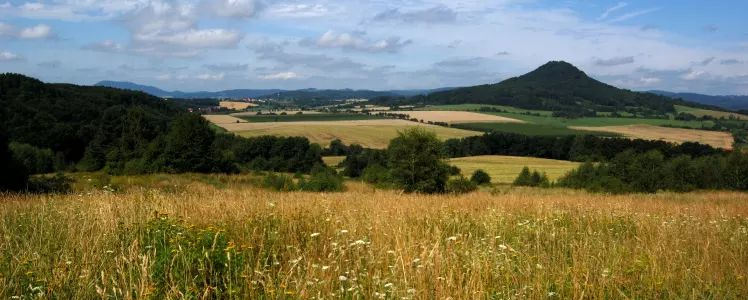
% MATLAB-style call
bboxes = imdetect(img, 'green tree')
[470,169,491,185]
[160,114,217,173]
[387,127,449,193]
[0,130,28,191]
[513,167,533,186]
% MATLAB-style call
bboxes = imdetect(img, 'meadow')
[1,176,747,299]
[449,155,581,183]
[570,124,734,150]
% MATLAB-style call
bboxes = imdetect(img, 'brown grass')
[571,124,734,149]
[1,177,747,299]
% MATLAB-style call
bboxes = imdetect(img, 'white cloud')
[682,70,706,80]
[207,0,263,18]
[84,40,125,52]
[267,4,334,18]
[0,50,23,61]
[261,71,299,80]
[0,22,54,39]
[639,77,661,84]
[594,56,635,67]
[18,24,53,39]
[196,73,225,80]
[607,7,660,23]
[134,29,242,49]
[304,30,411,53]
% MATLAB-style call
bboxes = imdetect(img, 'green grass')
[482,112,715,129]
[675,105,748,120]
[238,113,386,122]
[449,155,581,184]
[418,104,554,116]
[452,122,620,136]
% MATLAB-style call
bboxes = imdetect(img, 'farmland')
[571,124,735,149]
[674,105,748,120]
[1,176,747,299]
[452,122,619,136]
[237,113,387,123]
[219,101,258,110]
[225,120,480,149]
[449,155,581,183]
[387,111,523,124]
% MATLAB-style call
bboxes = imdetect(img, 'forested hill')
[1,73,181,162]
[417,61,716,116]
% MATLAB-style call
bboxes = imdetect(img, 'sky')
[1,0,747,94]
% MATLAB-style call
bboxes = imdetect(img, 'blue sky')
[1,0,747,94]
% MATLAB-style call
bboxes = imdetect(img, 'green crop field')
[675,105,748,120]
[449,155,581,184]
[418,104,553,116]
[452,122,620,136]
[238,113,387,122]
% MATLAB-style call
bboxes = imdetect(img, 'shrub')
[513,167,549,187]
[26,173,73,194]
[445,176,477,194]
[448,165,461,176]
[261,173,297,191]
[298,164,345,192]
[9,142,58,174]
[470,169,491,185]
[361,164,390,185]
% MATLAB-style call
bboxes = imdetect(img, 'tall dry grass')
[1,180,747,299]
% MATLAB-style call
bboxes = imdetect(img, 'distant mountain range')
[94,81,453,100]
[649,91,748,111]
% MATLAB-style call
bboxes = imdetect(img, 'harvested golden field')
[572,124,734,149]
[388,111,524,124]
[450,155,581,183]
[203,114,247,124]
[219,101,258,110]
[1,178,747,299]
[322,155,346,167]
[225,120,479,148]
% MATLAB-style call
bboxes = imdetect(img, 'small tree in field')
[387,127,449,193]
[470,169,491,185]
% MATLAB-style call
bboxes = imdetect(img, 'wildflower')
[498,244,508,250]
[384,283,394,289]
[322,265,330,270]
[340,229,349,234]
[602,268,610,278]
[535,264,543,269]
[105,250,114,254]
[310,232,321,237]
[445,236,457,242]
[407,288,416,294]
[339,275,348,281]
[350,240,367,246]
[387,250,395,254]
[548,292,557,297]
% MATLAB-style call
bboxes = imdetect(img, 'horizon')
[1,0,747,94]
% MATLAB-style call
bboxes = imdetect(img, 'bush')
[9,142,59,174]
[298,164,345,192]
[470,169,491,185]
[448,165,461,176]
[361,164,391,185]
[513,167,549,187]
[26,173,73,194]
[445,176,477,194]
[261,173,297,191]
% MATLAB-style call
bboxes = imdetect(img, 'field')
[675,105,748,120]
[203,114,247,125]
[238,113,387,123]
[450,155,581,183]
[452,122,619,136]
[388,111,524,124]
[418,104,554,116]
[322,156,346,167]
[1,176,747,299]
[231,111,323,117]
[219,101,258,110]
[572,124,734,149]
[226,120,480,149]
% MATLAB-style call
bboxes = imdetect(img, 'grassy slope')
[675,105,748,120]
[417,104,553,116]
[449,155,581,183]
[2,175,746,299]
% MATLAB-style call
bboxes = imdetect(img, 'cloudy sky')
[1,0,747,94]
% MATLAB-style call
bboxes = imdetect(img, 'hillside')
[2,74,181,162]
[651,90,748,110]
[420,61,713,116]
